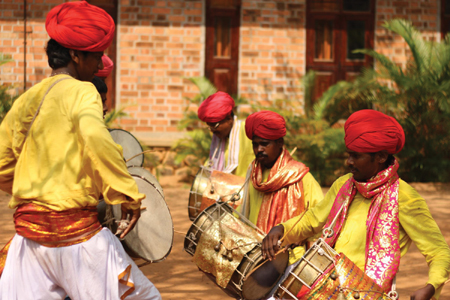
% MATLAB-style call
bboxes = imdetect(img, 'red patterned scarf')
[252,148,309,233]
[324,160,401,291]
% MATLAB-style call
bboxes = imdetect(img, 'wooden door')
[442,0,450,38]
[306,0,374,101]
[205,1,240,95]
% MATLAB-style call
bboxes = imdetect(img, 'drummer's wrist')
[122,200,141,211]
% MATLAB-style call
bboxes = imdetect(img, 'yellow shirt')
[0,75,144,211]
[224,120,254,178]
[282,173,450,298]
[248,170,324,264]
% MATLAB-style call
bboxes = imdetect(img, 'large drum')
[274,238,394,300]
[188,166,245,221]
[98,172,173,266]
[109,128,144,167]
[185,202,289,300]
[127,166,163,194]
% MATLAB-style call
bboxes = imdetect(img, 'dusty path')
[0,182,449,300]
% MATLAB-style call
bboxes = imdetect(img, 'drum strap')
[25,77,71,139]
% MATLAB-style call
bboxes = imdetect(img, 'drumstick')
[243,207,309,281]
[290,147,297,157]
[125,150,158,163]
[278,202,309,245]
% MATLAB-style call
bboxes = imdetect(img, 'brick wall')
[239,0,306,112]
[0,1,55,92]
[375,0,440,68]
[117,0,204,146]
[0,0,445,146]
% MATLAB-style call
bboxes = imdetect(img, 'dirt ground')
[0,180,449,300]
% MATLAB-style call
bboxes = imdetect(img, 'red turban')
[245,111,286,140]
[345,109,405,154]
[95,55,114,78]
[198,91,235,123]
[46,1,115,52]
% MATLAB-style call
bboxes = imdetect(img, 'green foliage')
[0,53,19,124]
[0,86,19,124]
[320,19,450,182]
[104,107,129,128]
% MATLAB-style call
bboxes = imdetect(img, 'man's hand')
[118,204,141,239]
[262,225,284,261]
[410,284,435,300]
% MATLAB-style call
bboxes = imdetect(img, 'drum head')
[109,129,144,167]
[188,167,211,221]
[113,175,173,263]
[242,250,289,300]
[128,166,163,193]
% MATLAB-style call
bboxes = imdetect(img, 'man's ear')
[377,151,389,164]
[69,49,80,64]
[276,138,284,147]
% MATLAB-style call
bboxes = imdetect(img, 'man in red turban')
[0,2,161,299]
[237,110,323,295]
[95,55,114,79]
[263,110,449,300]
[197,91,254,178]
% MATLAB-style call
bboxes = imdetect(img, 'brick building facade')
[0,0,444,146]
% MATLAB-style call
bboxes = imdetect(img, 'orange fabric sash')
[252,148,309,233]
[13,203,102,247]
[0,203,101,276]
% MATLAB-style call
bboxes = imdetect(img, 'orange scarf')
[0,203,101,276]
[252,148,309,233]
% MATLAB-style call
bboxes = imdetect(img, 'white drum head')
[113,175,173,263]
[109,129,144,167]
[127,166,163,193]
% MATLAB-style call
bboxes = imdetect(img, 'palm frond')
[383,19,430,73]
[188,77,217,101]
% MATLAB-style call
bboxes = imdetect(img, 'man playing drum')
[0,2,161,299]
[239,111,323,266]
[198,91,254,178]
[262,110,450,300]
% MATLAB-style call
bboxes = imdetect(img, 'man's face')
[346,149,384,182]
[207,114,234,140]
[76,51,104,81]
[252,136,283,169]
[101,93,107,119]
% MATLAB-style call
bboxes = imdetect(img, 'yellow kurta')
[248,170,323,264]
[223,120,254,178]
[0,75,144,211]
[282,173,450,298]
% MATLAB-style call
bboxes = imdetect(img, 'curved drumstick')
[243,205,309,281]
[125,149,157,163]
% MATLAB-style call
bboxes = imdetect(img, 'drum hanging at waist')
[98,168,173,266]
[185,202,289,300]
[274,238,396,300]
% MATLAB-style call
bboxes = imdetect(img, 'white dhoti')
[0,228,161,300]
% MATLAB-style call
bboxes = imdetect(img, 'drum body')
[109,128,144,167]
[185,203,288,300]
[188,166,245,221]
[112,174,173,263]
[274,238,392,300]
[98,172,173,265]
